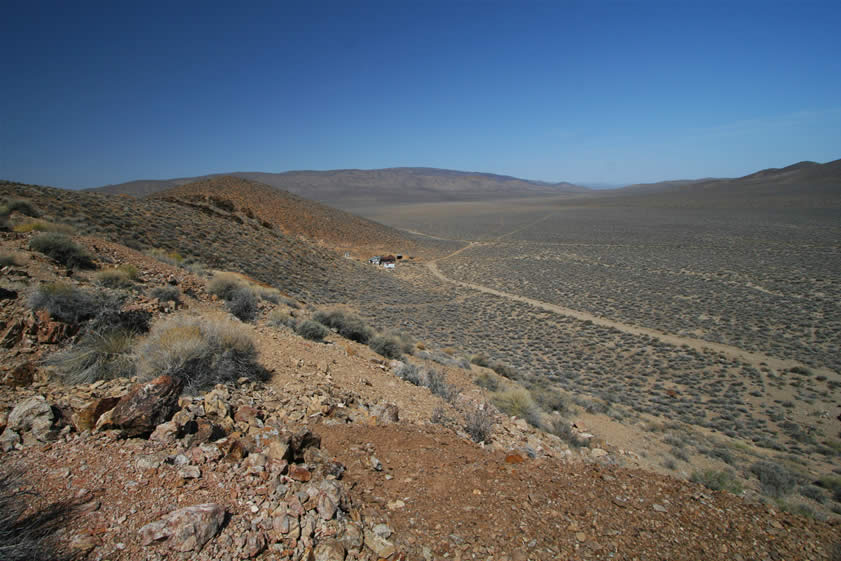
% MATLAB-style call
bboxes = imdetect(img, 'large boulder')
[6,395,56,444]
[139,503,226,552]
[106,375,184,437]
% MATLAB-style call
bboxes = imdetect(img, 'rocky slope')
[1,194,839,560]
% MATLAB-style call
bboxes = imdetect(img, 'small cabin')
[369,256,381,265]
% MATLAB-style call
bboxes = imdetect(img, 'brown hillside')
[148,176,428,257]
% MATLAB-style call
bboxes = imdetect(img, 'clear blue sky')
[2,0,840,188]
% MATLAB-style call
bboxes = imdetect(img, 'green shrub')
[464,405,494,443]
[29,283,121,324]
[150,285,181,304]
[750,460,798,498]
[29,233,95,269]
[46,329,136,385]
[690,469,744,494]
[369,335,403,359]
[137,313,266,394]
[312,309,373,343]
[295,319,330,341]
[226,286,258,322]
[492,388,542,427]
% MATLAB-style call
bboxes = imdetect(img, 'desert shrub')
[464,405,494,443]
[394,362,426,386]
[386,330,415,355]
[29,233,95,269]
[267,309,296,329]
[470,353,490,367]
[490,360,520,380]
[312,309,373,343]
[94,268,135,289]
[88,307,151,335]
[146,248,184,267]
[256,287,280,304]
[12,220,74,234]
[29,283,122,324]
[369,335,403,360]
[150,285,181,304]
[0,472,74,561]
[137,313,266,394]
[799,485,827,504]
[295,319,330,341]
[207,272,246,301]
[750,461,798,498]
[0,253,21,267]
[492,388,542,427]
[226,286,258,322]
[1,199,40,217]
[547,417,587,447]
[690,469,744,494]
[474,372,500,392]
[46,329,136,384]
[532,387,570,414]
[426,369,460,402]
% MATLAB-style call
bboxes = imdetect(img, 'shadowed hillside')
[149,176,436,257]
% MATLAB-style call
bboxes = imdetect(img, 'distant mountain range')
[87,158,841,210]
[89,167,589,209]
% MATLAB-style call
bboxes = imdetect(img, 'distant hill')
[150,176,433,255]
[586,158,841,208]
[89,167,590,209]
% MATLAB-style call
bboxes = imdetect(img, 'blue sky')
[2,0,840,188]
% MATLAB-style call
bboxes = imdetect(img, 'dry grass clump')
[0,472,75,561]
[29,233,95,270]
[47,329,137,385]
[12,219,74,235]
[393,362,460,402]
[492,388,542,427]
[29,282,121,324]
[137,312,267,393]
[94,264,139,288]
